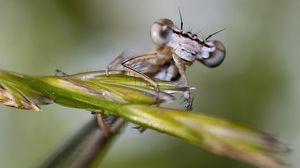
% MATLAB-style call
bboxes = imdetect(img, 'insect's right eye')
[150,19,174,46]
[199,40,226,67]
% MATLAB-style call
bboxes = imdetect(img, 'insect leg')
[121,53,164,133]
[95,113,112,137]
[121,53,160,91]
[121,63,158,133]
[122,63,158,89]
[172,54,193,111]
[55,69,69,77]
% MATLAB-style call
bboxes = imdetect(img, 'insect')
[107,14,225,110]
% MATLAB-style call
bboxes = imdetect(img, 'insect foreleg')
[172,54,193,111]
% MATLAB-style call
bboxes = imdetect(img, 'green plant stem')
[0,70,289,168]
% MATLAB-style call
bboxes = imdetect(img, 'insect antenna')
[205,28,226,41]
[178,7,183,30]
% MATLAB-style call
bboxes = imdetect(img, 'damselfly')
[107,15,225,110]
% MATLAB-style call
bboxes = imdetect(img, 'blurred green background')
[0,0,299,167]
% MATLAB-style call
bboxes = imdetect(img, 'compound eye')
[150,19,174,46]
[200,40,225,67]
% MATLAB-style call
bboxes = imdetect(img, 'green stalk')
[0,70,289,168]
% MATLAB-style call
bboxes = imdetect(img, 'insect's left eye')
[150,18,174,46]
[199,40,226,67]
